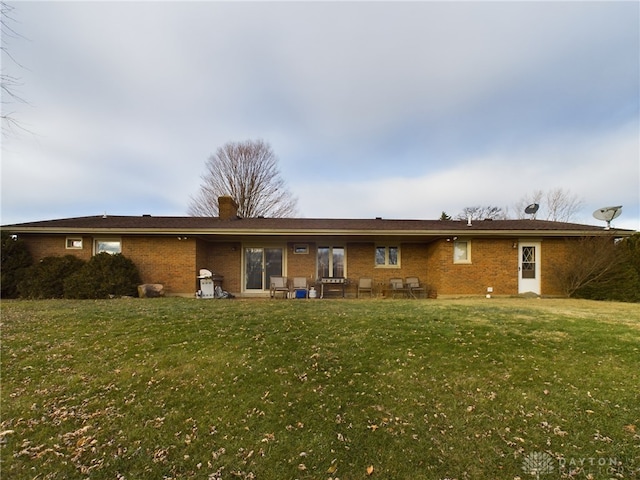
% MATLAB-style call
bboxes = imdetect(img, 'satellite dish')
[593,205,622,229]
[524,203,539,216]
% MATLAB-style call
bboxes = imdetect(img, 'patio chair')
[389,278,410,298]
[270,276,289,298]
[357,277,374,298]
[291,277,309,298]
[405,277,425,298]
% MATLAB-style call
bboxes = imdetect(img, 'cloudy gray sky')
[2,1,638,230]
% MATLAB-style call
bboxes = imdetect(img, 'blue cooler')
[295,289,307,299]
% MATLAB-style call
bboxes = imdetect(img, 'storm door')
[244,247,284,292]
[518,242,541,294]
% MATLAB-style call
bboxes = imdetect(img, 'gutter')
[6,227,632,238]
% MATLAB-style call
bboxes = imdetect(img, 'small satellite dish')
[524,203,539,216]
[593,205,622,229]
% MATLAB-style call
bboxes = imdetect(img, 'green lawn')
[1,298,639,479]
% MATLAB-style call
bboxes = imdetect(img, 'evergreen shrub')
[18,255,85,299]
[64,253,141,299]
[1,232,33,298]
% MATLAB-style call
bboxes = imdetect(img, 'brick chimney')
[218,195,239,220]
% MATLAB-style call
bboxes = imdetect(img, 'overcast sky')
[2,1,638,230]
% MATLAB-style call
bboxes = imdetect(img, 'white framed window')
[66,237,83,249]
[94,238,122,255]
[375,245,400,267]
[317,246,345,278]
[453,240,471,264]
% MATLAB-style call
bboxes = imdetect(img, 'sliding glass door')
[244,247,283,292]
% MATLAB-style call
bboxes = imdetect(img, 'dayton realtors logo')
[522,452,555,479]
[521,452,630,478]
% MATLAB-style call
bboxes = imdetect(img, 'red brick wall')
[197,241,433,297]
[286,242,317,282]
[427,237,573,297]
[200,241,242,294]
[20,234,198,296]
[425,241,445,296]
[123,237,197,295]
[342,242,430,296]
[17,233,574,297]
[21,234,93,262]
[195,239,208,283]
[431,238,519,296]
[540,238,573,296]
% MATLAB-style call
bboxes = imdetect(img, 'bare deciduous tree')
[456,205,507,221]
[188,139,298,218]
[1,2,29,137]
[551,235,627,297]
[545,188,584,222]
[514,189,544,219]
[515,188,584,222]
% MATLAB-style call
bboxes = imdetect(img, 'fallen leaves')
[285,421,304,431]
[539,421,568,437]
[3,299,639,478]
[0,429,14,444]
[552,426,568,437]
[593,430,613,443]
[261,432,275,443]
[152,447,169,464]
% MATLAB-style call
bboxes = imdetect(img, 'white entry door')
[518,242,541,295]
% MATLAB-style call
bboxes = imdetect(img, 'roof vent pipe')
[467,215,472,227]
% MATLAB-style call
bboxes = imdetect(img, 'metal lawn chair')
[270,276,289,298]
[405,277,425,298]
[291,277,309,298]
[357,278,374,298]
[389,278,410,298]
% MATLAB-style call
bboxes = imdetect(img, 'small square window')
[66,237,83,249]
[294,244,309,254]
[453,240,471,264]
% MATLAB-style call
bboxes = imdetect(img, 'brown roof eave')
[7,226,631,238]
[458,229,632,238]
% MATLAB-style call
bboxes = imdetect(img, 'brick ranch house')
[3,197,634,298]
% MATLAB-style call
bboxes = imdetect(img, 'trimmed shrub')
[64,253,141,299]
[1,231,33,298]
[18,255,85,299]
